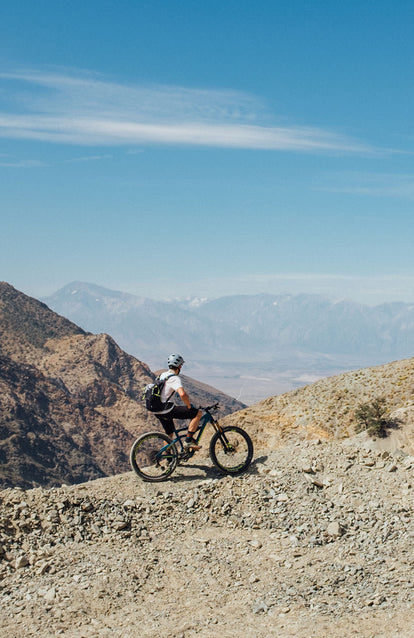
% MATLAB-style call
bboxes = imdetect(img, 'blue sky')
[1,0,414,304]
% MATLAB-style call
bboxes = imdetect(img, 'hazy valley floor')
[1,440,414,638]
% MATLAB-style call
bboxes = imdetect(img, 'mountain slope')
[0,355,131,488]
[1,280,85,363]
[225,356,414,452]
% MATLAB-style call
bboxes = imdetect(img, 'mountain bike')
[130,403,253,482]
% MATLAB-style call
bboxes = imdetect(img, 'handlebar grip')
[198,402,220,411]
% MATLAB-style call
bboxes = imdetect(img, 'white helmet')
[167,353,185,368]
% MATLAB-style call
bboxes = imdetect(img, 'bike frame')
[157,406,223,459]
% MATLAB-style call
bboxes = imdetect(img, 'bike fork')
[214,424,233,452]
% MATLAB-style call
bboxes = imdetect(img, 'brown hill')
[0,355,131,488]
[226,356,414,453]
[0,283,245,489]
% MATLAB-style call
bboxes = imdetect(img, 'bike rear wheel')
[209,426,253,475]
[130,432,178,481]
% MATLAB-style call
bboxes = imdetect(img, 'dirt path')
[1,441,414,637]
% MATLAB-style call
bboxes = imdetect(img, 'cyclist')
[154,354,202,450]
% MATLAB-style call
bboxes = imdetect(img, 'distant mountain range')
[0,282,245,489]
[43,282,414,402]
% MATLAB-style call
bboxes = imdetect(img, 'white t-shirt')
[155,370,183,414]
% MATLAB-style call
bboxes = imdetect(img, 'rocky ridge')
[228,356,414,452]
[1,437,414,637]
[0,355,132,488]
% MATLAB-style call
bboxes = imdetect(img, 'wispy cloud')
[0,68,376,153]
[321,172,414,199]
[0,158,48,168]
[0,151,111,168]
[61,154,112,164]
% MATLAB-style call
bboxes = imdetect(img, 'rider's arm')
[177,387,192,409]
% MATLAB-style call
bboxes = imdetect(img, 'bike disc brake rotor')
[148,449,172,469]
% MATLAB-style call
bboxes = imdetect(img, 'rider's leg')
[155,414,174,435]
[166,407,202,449]
[184,410,203,450]
[187,410,202,436]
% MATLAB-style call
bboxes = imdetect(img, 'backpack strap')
[163,371,176,403]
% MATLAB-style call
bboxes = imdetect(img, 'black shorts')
[155,405,198,436]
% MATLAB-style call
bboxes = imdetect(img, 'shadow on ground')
[169,453,268,483]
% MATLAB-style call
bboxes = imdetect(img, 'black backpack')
[142,372,175,412]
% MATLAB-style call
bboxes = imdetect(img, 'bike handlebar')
[198,402,220,412]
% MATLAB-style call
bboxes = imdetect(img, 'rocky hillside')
[0,356,132,489]
[1,438,413,637]
[226,356,414,452]
[0,283,245,490]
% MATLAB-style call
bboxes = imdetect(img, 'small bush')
[354,397,390,438]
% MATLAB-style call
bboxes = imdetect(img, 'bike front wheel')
[130,431,178,482]
[209,426,253,475]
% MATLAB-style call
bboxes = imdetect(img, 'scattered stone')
[249,539,262,549]
[301,462,314,474]
[1,437,414,636]
[326,522,344,538]
[15,555,29,569]
[268,469,280,477]
[36,561,51,575]
[304,474,325,488]
[43,587,56,602]
[253,600,269,614]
